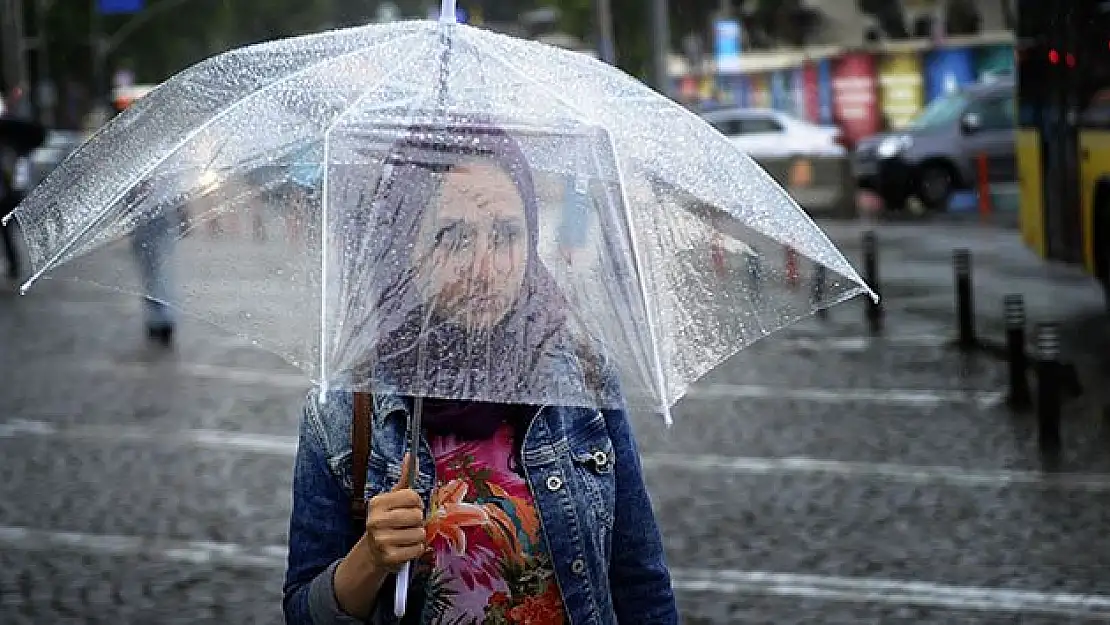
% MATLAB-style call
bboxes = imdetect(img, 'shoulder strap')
[350,391,373,528]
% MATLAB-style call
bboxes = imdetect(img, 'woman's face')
[415,161,529,329]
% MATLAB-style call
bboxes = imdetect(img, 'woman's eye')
[435,229,472,253]
[454,232,473,251]
[492,230,518,248]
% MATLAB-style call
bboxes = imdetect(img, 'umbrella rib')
[317,39,436,388]
[22,27,425,287]
[321,38,436,137]
[485,52,596,126]
[592,130,673,424]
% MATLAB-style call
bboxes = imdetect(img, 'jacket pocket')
[569,413,617,532]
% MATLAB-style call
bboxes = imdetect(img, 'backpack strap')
[350,391,373,529]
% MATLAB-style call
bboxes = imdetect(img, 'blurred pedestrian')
[126,180,177,346]
[0,145,23,281]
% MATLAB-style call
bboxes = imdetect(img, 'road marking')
[671,569,1110,617]
[2,525,1108,617]
[64,359,1005,408]
[4,419,1110,490]
[0,525,288,568]
[689,383,1005,409]
[765,335,953,352]
[639,454,1110,490]
[76,359,307,388]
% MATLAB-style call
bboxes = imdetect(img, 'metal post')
[785,246,799,288]
[746,250,762,303]
[31,0,52,126]
[90,0,103,103]
[650,0,670,95]
[2,0,30,103]
[594,0,616,64]
[1035,323,1061,451]
[813,264,828,319]
[954,249,975,350]
[1004,294,1031,409]
[976,152,992,222]
[863,231,882,333]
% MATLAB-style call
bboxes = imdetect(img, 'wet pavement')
[2,217,1110,624]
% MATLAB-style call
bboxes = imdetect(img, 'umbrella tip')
[439,0,458,23]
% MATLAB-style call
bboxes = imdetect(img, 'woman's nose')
[469,241,494,278]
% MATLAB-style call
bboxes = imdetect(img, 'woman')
[283,121,677,625]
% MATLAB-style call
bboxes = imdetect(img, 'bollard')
[785,247,799,288]
[862,231,883,333]
[746,251,763,302]
[711,234,726,276]
[252,211,267,242]
[813,265,828,319]
[1035,323,1062,451]
[1004,294,1032,410]
[954,249,976,350]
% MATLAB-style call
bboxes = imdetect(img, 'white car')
[701,108,846,159]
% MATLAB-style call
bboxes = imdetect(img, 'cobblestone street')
[2,218,1110,623]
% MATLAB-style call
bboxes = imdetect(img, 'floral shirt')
[406,422,567,625]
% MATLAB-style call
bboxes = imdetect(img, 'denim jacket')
[282,389,678,625]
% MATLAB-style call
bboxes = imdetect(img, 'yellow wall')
[1078,131,1110,273]
[1016,129,1045,258]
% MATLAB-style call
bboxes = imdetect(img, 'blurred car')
[701,107,847,159]
[853,78,1016,211]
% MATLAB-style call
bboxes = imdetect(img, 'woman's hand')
[362,454,427,571]
[333,454,426,618]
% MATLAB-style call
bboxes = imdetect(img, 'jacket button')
[546,475,563,491]
[592,450,609,468]
[571,559,586,575]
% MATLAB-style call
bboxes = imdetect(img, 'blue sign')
[98,0,143,14]
[817,59,833,124]
[770,71,788,111]
[714,19,742,74]
[924,48,975,103]
[727,75,749,107]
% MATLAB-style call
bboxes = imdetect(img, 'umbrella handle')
[394,561,412,617]
[394,396,422,618]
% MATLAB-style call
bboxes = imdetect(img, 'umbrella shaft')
[406,397,423,488]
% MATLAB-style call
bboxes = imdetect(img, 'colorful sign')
[817,59,834,124]
[924,48,975,103]
[770,71,789,112]
[802,62,820,122]
[749,73,771,108]
[726,74,749,108]
[878,52,924,129]
[831,53,879,146]
[789,67,806,118]
[98,0,143,13]
[698,75,717,104]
